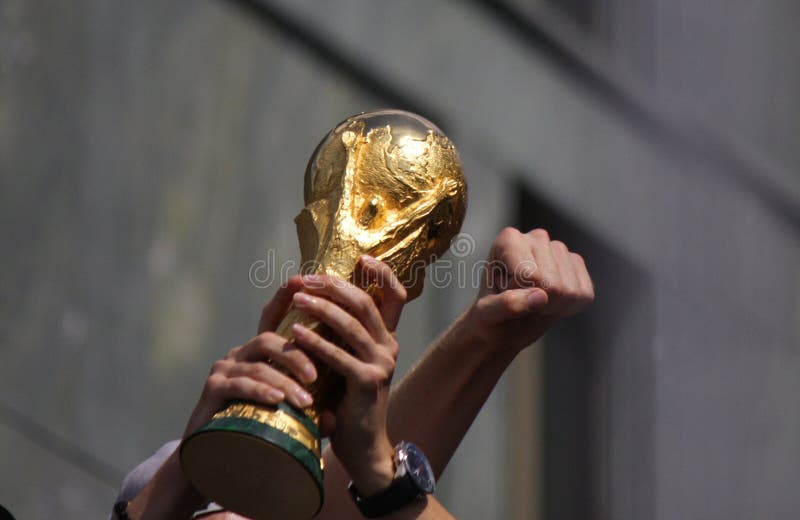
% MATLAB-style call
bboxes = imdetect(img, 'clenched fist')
[466,227,595,353]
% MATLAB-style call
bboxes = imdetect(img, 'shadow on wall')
[514,177,655,520]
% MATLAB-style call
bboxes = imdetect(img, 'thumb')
[258,275,304,334]
[475,288,549,324]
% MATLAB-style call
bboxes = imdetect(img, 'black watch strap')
[348,475,422,518]
[113,501,131,520]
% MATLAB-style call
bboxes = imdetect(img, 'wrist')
[462,300,538,359]
[348,441,437,518]
[126,448,206,519]
[345,437,396,497]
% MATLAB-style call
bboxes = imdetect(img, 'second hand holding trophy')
[180,109,468,520]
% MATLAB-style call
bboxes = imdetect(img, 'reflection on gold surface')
[296,110,467,297]
[224,109,467,446]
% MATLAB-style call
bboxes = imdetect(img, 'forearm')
[123,449,206,520]
[318,306,518,518]
[387,306,519,476]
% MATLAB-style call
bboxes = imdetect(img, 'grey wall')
[1,0,798,519]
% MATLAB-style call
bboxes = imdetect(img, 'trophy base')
[180,404,323,520]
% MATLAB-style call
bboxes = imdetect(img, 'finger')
[356,255,407,333]
[222,361,314,408]
[490,227,538,291]
[525,229,561,296]
[473,287,549,325]
[292,291,377,361]
[205,373,286,407]
[292,323,363,380]
[550,240,582,315]
[233,332,317,384]
[570,252,595,303]
[300,274,387,341]
[258,275,305,334]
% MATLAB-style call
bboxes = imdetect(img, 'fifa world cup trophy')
[180,109,467,519]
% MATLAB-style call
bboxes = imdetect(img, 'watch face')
[403,442,436,493]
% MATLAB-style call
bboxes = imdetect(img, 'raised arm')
[295,259,454,520]
[320,227,594,517]
[388,227,594,475]
[116,257,454,520]
[115,227,591,519]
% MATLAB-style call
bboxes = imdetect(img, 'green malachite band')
[191,414,324,490]
[276,401,321,438]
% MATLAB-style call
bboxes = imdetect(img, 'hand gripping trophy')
[180,109,468,519]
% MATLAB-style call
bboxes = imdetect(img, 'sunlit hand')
[183,276,317,439]
[466,227,595,354]
[291,255,407,496]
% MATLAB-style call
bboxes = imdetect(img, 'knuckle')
[252,334,270,352]
[211,359,228,374]
[386,338,400,360]
[204,373,225,394]
[505,292,529,314]
[570,252,585,266]
[494,226,520,247]
[499,226,520,238]
[551,240,568,252]
[499,291,521,311]
[563,285,581,301]
[356,291,375,314]
[357,366,388,392]
[257,332,281,351]
[530,228,550,242]
[378,352,397,374]
[499,290,516,307]
[474,296,492,315]
[227,377,248,395]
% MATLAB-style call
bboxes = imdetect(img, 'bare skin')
[118,227,593,519]
[319,227,594,518]
[123,256,454,519]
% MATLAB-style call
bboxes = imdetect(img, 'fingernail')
[301,362,317,383]
[293,292,314,306]
[292,323,308,336]
[267,388,284,402]
[360,254,377,264]
[528,289,547,307]
[303,274,323,283]
[295,388,313,407]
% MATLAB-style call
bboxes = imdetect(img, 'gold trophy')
[180,109,467,519]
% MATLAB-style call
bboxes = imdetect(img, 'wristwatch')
[348,441,436,518]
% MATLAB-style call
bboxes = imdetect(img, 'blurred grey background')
[1,0,799,518]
